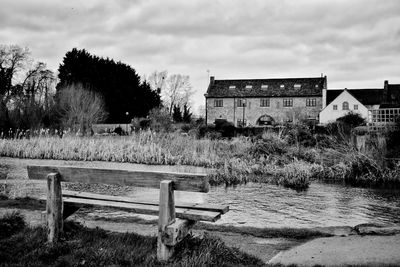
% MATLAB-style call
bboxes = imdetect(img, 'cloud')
[0,0,399,111]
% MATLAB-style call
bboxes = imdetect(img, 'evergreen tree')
[172,105,182,122]
[182,104,192,123]
[57,48,160,123]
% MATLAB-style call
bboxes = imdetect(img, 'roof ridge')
[214,77,325,81]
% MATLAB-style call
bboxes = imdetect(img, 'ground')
[1,156,400,266]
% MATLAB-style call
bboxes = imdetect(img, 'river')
[205,182,400,228]
[1,157,399,229]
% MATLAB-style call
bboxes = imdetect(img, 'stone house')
[205,76,327,126]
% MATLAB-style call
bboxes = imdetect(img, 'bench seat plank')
[38,196,221,222]
[28,165,209,193]
[63,190,229,214]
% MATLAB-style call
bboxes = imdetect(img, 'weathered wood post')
[46,172,63,244]
[157,180,176,261]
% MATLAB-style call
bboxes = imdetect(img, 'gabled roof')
[206,77,326,98]
[326,89,382,106]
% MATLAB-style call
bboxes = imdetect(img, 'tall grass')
[1,128,398,189]
[0,131,250,167]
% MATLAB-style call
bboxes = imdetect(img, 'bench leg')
[157,180,176,261]
[47,172,63,244]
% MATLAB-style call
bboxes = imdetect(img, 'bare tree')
[146,71,194,116]
[146,70,168,95]
[58,84,108,135]
[163,74,193,115]
[0,45,30,99]
[0,45,30,128]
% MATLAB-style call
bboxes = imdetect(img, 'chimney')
[383,80,389,104]
[322,75,328,109]
[210,76,215,85]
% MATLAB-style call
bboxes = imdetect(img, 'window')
[260,98,270,107]
[214,99,223,107]
[333,105,338,110]
[261,84,269,90]
[283,99,293,107]
[342,102,349,110]
[354,105,358,110]
[245,85,252,89]
[306,98,316,107]
[229,85,236,90]
[237,119,247,127]
[280,84,285,89]
[237,99,246,107]
[294,84,301,90]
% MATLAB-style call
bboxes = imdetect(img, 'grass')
[0,212,264,267]
[1,129,399,190]
[0,211,26,239]
[0,131,249,167]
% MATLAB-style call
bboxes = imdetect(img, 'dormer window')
[245,85,252,89]
[261,84,269,90]
[280,84,285,89]
[229,85,236,90]
[294,84,301,90]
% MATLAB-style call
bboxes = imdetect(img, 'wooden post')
[157,180,176,261]
[47,172,63,244]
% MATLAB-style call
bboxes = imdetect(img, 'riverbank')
[1,131,399,190]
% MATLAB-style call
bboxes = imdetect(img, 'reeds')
[1,128,398,189]
[0,131,250,167]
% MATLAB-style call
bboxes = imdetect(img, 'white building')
[319,89,381,124]
[319,80,400,124]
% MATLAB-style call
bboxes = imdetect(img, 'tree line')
[0,45,194,135]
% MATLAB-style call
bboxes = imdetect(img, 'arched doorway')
[257,114,275,126]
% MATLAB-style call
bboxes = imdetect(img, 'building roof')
[385,83,400,105]
[206,77,326,98]
[326,89,383,106]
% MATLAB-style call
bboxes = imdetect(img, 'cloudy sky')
[1,0,399,112]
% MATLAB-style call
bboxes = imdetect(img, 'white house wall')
[319,90,368,124]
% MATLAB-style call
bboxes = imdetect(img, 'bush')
[214,120,235,138]
[337,112,366,127]
[180,124,191,133]
[148,107,172,132]
[250,135,288,156]
[286,124,316,147]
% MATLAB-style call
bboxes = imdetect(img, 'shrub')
[215,120,235,138]
[250,134,288,156]
[148,107,172,132]
[337,112,366,127]
[180,124,191,133]
[285,124,316,147]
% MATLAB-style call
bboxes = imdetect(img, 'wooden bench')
[27,165,229,261]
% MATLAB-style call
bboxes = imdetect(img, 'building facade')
[205,76,327,126]
[319,81,400,124]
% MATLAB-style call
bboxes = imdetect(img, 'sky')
[1,0,399,114]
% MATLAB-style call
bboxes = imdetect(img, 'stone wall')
[206,97,322,126]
